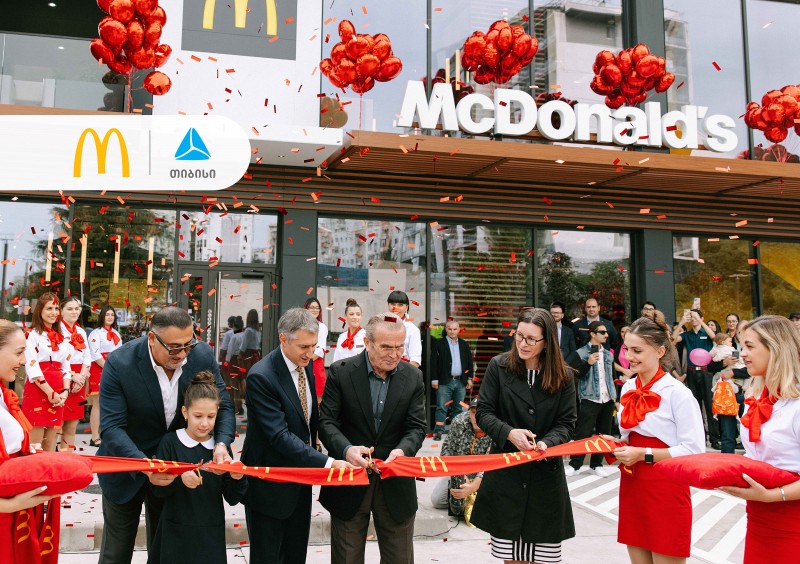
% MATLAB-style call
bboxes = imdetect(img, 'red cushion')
[0,452,93,497]
[657,453,800,489]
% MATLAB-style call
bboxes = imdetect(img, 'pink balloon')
[689,348,712,367]
[619,346,630,370]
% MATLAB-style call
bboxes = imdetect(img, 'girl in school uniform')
[148,370,247,564]
[21,292,71,452]
[58,296,91,452]
[332,298,365,362]
[719,316,800,564]
[613,316,706,563]
[86,305,122,447]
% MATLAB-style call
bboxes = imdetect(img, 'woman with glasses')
[471,308,577,564]
[304,298,328,404]
[86,305,122,446]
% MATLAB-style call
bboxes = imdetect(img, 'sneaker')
[592,466,613,478]
[564,465,578,477]
[433,432,442,441]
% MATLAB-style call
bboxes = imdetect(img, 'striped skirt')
[490,536,561,562]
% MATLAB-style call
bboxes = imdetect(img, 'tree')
[539,251,579,314]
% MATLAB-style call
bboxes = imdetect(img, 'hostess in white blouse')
[24,330,70,382]
[741,397,800,474]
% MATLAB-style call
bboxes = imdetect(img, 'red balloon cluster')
[424,69,475,103]
[737,144,799,163]
[319,20,403,95]
[535,92,577,129]
[744,85,800,144]
[590,44,674,109]
[461,20,538,85]
[90,0,172,96]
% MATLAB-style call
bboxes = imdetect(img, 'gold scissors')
[366,450,381,475]
[195,460,204,486]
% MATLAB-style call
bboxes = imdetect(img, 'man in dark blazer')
[430,319,474,440]
[97,307,234,564]
[549,301,577,362]
[573,297,618,350]
[241,308,351,564]
[319,312,426,564]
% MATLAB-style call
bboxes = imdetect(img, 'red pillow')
[0,452,93,498]
[657,453,800,489]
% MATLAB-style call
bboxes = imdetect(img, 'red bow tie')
[741,387,779,442]
[620,368,667,429]
[45,326,64,351]
[107,327,121,345]
[62,321,86,351]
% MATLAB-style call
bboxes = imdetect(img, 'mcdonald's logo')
[73,128,130,178]
[584,438,613,453]
[203,0,278,35]
[327,467,355,482]
[419,456,448,474]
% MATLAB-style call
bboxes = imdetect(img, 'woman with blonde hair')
[719,316,800,563]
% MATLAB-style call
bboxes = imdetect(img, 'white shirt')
[176,427,215,450]
[333,328,366,362]
[315,322,329,362]
[618,373,706,458]
[60,322,92,367]
[147,342,186,428]
[88,326,122,361]
[226,332,243,362]
[741,397,800,473]
[591,347,611,404]
[0,400,24,455]
[402,318,422,365]
[24,329,71,382]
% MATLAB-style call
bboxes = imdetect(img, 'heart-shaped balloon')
[90,38,115,64]
[109,0,135,23]
[154,43,172,67]
[144,70,171,95]
[99,17,128,50]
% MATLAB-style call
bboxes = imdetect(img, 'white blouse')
[333,328,366,362]
[0,400,24,455]
[24,329,71,382]
[618,373,706,458]
[60,322,92,367]
[402,319,422,364]
[315,322,329,362]
[741,397,800,473]
[87,326,122,362]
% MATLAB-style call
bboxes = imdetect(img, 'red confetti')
[712,61,721,71]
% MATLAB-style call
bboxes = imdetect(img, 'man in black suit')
[241,308,351,564]
[319,312,426,564]
[97,307,234,564]
[572,297,618,350]
[549,301,577,362]
[430,319,474,441]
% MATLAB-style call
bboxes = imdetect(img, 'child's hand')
[230,473,244,480]
[181,470,202,489]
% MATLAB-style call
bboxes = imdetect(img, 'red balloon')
[482,42,499,68]
[511,25,525,39]
[473,66,494,85]
[127,47,155,69]
[90,38,115,63]
[147,6,167,26]
[761,90,782,106]
[154,43,172,67]
[655,72,675,93]
[344,36,370,61]
[99,17,128,50]
[657,56,666,75]
[350,77,375,95]
[320,58,334,77]
[605,94,625,109]
[330,43,347,65]
[636,54,659,78]
[97,0,112,14]
[616,50,633,75]
[595,50,616,70]
[762,103,785,127]
[632,43,650,63]
[144,22,162,48]
[489,20,510,33]
[109,0,135,23]
[619,79,641,97]
[512,34,532,58]
[781,85,800,99]
[496,27,513,53]
[630,92,648,106]
[125,20,144,50]
[764,126,788,143]
[107,53,132,74]
[372,37,392,61]
[356,53,381,78]
[134,0,157,17]
[626,71,647,88]
[338,20,356,42]
[590,75,613,95]
[327,71,346,89]
[336,59,357,85]
[600,64,622,87]
[519,38,538,66]
[777,95,799,119]
[144,70,171,95]
[374,56,402,82]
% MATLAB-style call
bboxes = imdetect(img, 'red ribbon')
[340,327,360,350]
[620,368,667,429]
[106,327,121,346]
[61,321,86,351]
[0,389,32,461]
[741,387,779,442]
[44,326,64,352]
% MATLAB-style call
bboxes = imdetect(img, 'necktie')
[297,366,309,425]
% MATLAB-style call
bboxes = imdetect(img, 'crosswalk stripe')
[572,477,621,503]
[691,496,742,545]
[706,513,747,562]
[566,474,601,492]
[691,489,714,507]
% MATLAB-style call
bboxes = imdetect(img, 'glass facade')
[178,211,278,264]
[759,241,800,316]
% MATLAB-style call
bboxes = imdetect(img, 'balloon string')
[125,71,132,113]
[359,94,363,130]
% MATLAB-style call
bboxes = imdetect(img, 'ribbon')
[61,321,86,351]
[44,326,64,352]
[106,327,121,346]
[741,387,779,442]
[341,327,360,350]
[619,368,667,429]
[0,389,32,461]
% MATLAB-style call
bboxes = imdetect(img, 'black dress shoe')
[433,432,442,441]
[710,440,722,450]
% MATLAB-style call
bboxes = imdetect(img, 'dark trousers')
[434,378,466,432]
[687,369,720,443]
[99,482,164,564]
[245,487,312,564]
[719,390,745,453]
[330,477,414,564]
[569,399,616,469]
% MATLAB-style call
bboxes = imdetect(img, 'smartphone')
[590,344,599,354]
[692,297,701,310]
[683,309,691,322]
[732,350,740,359]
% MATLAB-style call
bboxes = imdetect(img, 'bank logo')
[175,128,211,161]
[73,128,130,178]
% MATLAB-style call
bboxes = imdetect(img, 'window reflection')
[177,212,277,264]
[759,241,800,316]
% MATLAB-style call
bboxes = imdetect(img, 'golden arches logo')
[203,0,278,36]
[502,452,534,465]
[73,128,130,178]
[326,467,356,482]
[419,456,448,474]
[584,438,613,453]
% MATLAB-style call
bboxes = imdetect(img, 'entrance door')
[176,265,277,358]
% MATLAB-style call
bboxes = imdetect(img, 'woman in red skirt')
[614,316,705,563]
[21,293,71,452]
[719,316,800,564]
[0,319,60,564]
[58,296,91,452]
[86,305,121,446]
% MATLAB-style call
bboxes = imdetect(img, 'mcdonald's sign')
[73,128,130,178]
[203,0,278,35]
[419,456,449,474]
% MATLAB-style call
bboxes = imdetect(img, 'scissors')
[195,460,204,486]
[366,450,381,475]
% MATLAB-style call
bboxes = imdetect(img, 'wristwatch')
[644,447,654,464]
[214,441,227,450]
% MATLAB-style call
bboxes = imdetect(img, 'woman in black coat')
[471,307,577,564]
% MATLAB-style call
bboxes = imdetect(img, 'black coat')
[471,354,577,543]
[318,352,426,522]
[429,336,473,384]
[573,316,618,350]
[240,347,329,518]
[558,324,577,361]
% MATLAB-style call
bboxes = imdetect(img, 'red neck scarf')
[106,326,121,346]
[44,325,64,352]
[341,327,361,350]
[620,367,668,429]
[741,387,779,442]
[61,321,86,351]
[0,388,32,461]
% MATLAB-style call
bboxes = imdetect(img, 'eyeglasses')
[593,330,608,335]
[152,331,198,356]
[515,332,545,346]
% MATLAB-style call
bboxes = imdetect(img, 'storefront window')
[673,236,755,325]
[536,229,632,327]
[663,1,748,158]
[759,241,800,316]
[177,211,278,264]
[70,205,176,340]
